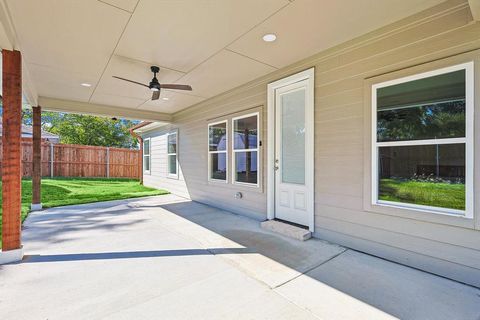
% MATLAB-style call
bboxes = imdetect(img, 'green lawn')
[0,178,168,248]
[379,178,465,210]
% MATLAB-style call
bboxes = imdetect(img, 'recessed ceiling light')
[81,83,92,87]
[162,97,169,101]
[262,33,277,42]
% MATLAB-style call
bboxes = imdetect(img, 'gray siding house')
[132,0,480,287]
[0,120,60,143]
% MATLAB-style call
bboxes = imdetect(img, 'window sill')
[233,181,260,189]
[377,200,470,218]
[207,179,264,193]
[208,178,228,184]
[365,200,475,229]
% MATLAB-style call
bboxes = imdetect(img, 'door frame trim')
[267,67,315,231]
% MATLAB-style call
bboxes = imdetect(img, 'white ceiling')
[4,0,446,117]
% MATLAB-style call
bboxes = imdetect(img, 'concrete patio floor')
[0,195,479,320]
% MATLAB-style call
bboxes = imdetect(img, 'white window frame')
[208,120,228,183]
[371,62,474,219]
[167,130,178,179]
[231,112,260,188]
[143,137,151,175]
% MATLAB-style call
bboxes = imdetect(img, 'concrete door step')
[260,220,311,241]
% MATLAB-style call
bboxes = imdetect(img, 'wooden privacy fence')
[0,141,141,178]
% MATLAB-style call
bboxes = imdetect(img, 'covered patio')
[1,195,479,319]
[1,1,480,318]
[2,0,479,266]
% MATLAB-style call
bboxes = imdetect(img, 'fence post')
[106,147,110,178]
[50,142,54,178]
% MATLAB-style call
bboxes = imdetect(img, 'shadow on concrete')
[22,204,150,247]
[157,200,480,320]
[157,200,345,275]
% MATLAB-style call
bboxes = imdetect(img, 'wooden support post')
[31,106,42,211]
[2,50,22,251]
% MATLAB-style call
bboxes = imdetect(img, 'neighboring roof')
[0,119,59,140]
[20,124,60,140]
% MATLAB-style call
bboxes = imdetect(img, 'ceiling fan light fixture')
[112,65,192,102]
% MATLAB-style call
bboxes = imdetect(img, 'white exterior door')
[273,77,314,228]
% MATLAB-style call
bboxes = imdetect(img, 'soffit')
[3,0,447,118]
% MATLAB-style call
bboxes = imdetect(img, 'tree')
[22,110,140,148]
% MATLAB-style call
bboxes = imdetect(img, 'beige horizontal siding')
[315,226,480,287]
[143,0,480,286]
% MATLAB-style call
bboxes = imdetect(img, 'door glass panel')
[281,89,305,184]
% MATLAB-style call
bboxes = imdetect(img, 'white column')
[50,142,54,178]
[106,147,110,178]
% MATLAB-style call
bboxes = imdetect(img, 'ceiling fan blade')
[160,84,192,91]
[112,76,149,88]
[152,90,160,100]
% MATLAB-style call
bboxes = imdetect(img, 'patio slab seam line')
[271,248,350,289]
[269,289,326,320]
[96,267,236,319]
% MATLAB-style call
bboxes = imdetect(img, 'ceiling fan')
[113,66,192,101]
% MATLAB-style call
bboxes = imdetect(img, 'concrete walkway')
[0,195,479,320]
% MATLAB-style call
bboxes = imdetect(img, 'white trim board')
[143,137,151,175]
[167,129,179,179]
[207,120,229,184]
[231,111,261,188]
[38,97,173,122]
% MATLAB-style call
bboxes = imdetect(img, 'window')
[232,113,259,186]
[208,121,228,182]
[167,131,178,178]
[372,62,473,217]
[143,138,151,174]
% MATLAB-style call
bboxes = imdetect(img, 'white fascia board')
[134,122,169,134]
[0,0,39,106]
[469,0,480,20]
[22,62,38,106]
[38,96,173,122]
[0,0,16,50]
